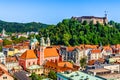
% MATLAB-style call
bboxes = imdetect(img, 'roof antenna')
[104,11,108,18]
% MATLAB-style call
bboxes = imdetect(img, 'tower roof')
[20,50,37,59]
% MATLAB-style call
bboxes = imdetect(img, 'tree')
[30,73,43,80]
[82,20,87,25]
[3,39,12,46]
[19,36,28,42]
[38,19,120,46]
[48,71,57,80]
[0,46,2,52]
[80,57,87,70]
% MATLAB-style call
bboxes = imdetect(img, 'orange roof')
[91,49,101,54]
[116,44,120,48]
[67,46,75,51]
[0,67,6,76]
[44,47,59,58]
[84,45,98,49]
[6,56,17,63]
[4,45,12,48]
[0,39,3,43]
[57,62,73,68]
[52,45,61,49]
[103,45,112,51]
[44,61,75,72]
[88,60,95,65]
[20,50,37,59]
[0,67,11,77]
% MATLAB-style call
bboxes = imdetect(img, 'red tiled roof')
[67,46,75,51]
[0,39,3,43]
[4,45,12,48]
[6,57,18,62]
[44,47,59,58]
[44,61,75,72]
[103,45,112,51]
[91,49,101,53]
[116,44,120,48]
[0,67,11,77]
[20,50,37,59]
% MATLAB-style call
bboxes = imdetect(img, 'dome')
[33,37,38,43]
[30,37,34,45]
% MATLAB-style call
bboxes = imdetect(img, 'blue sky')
[0,0,120,24]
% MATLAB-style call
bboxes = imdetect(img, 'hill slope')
[0,20,48,32]
[39,19,120,46]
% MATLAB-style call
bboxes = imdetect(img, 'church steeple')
[1,28,6,38]
[39,37,45,65]
[40,37,45,46]
[46,36,50,46]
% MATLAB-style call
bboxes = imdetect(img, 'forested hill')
[0,20,48,32]
[39,19,120,46]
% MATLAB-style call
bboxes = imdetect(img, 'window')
[3,76,7,79]
[28,62,30,65]
[33,62,35,65]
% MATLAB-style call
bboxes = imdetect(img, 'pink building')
[19,50,37,70]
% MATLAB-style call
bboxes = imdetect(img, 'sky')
[0,0,120,24]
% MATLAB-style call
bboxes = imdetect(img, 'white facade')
[0,52,6,64]
[104,64,120,73]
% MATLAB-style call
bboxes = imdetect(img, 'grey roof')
[14,70,31,80]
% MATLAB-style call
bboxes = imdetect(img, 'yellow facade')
[8,49,18,56]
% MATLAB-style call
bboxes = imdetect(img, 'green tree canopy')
[48,70,57,80]
[39,19,120,46]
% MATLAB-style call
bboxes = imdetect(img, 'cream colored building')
[89,49,103,60]
[0,52,6,64]
[72,16,108,24]
[104,64,120,73]
[27,65,44,75]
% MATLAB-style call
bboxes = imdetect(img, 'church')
[19,36,60,70]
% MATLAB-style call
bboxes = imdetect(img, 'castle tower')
[39,37,45,65]
[46,36,50,46]
[104,11,108,24]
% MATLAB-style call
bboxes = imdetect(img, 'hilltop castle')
[72,13,108,25]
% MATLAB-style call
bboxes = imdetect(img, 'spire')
[1,28,6,37]
[46,36,50,46]
[99,42,103,50]
[40,37,45,46]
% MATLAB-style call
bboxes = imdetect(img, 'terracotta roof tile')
[0,67,11,77]
[52,45,61,49]
[20,50,37,59]
[67,46,75,51]
[44,61,75,72]
[44,47,59,58]
[85,45,98,49]
[116,44,120,48]
[103,45,112,51]
[91,49,101,54]
[0,39,3,43]
[6,57,18,62]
